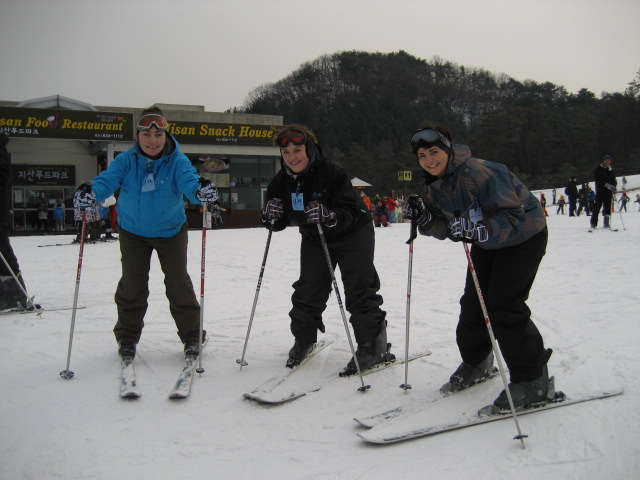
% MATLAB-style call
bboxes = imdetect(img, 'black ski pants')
[456,228,548,383]
[590,191,613,227]
[568,195,577,216]
[113,225,202,345]
[289,222,386,345]
[0,231,20,276]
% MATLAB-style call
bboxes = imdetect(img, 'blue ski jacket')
[90,134,201,238]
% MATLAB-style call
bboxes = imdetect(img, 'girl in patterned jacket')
[402,125,553,411]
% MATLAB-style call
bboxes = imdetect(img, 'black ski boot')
[118,341,136,359]
[184,339,201,357]
[14,272,31,309]
[0,273,35,311]
[286,339,315,368]
[493,348,554,411]
[441,351,496,394]
[339,323,390,377]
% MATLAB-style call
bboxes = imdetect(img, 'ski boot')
[441,351,497,394]
[184,339,201,357]
[339,323,390,377]
[492,348,554,411]
[118,341,136,359]
[0,273,37,311]
[286,339,315,368]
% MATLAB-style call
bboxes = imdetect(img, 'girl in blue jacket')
[73,107,218,359]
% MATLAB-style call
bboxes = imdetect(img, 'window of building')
[228,156,276,209]
[11,187,75,231]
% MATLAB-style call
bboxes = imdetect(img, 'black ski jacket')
[264,143,371,242]
[593,163,617,196]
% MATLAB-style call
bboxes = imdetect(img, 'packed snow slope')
[1,206,638,480]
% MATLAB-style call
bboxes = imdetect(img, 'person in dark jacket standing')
[261,125,388,375]
[577,183,590,216]
[590,155,617,230]
[72,107,218,359]
[565,176,579,217]
[0,132,36,311]
[402,125,552,411]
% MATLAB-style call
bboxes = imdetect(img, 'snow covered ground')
[1,192,638,479]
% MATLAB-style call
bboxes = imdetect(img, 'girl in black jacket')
[261,125,388,374]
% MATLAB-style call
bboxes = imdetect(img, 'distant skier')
[590,155,617,230]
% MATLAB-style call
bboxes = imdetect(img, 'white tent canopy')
[351,177,372,187]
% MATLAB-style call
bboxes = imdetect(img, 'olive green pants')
[113,225,202,345]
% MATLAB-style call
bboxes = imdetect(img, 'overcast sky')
[1,0,638,113]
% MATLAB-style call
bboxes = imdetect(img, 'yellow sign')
[398,171,412,181]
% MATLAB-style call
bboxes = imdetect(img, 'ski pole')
[60,210,88,380]
[196,202,208,375]
[0,251,42,314]
[400,218,418,391]
[236,218,276,368]
[613,193,626,230]
[316,222,370,392]
[461,242,527,448]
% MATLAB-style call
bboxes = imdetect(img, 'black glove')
[261,198,284,221]
[447,217,488,243]
[605,183,616,192]
[304,202,337,227]
[196,178,219,202]
[73,182,96,209]
[402,195,432,229]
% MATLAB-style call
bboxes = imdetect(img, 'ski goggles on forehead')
[276,129,307,148]
[136,114,169,131]
[410,128,451,151]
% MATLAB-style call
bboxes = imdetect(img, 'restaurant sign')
[11,164,76,186]
[0,106,133,141]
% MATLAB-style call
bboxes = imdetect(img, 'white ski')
[244,346,431,405]
[354,367,499,428]
[357,388,623,445]
[169,337,209,399]
[243,339,335,404]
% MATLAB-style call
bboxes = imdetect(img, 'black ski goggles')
[136,114,169,131]
[410,128,451,152]
[276,129,307,148]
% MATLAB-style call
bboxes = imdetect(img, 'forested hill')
[233,50,640,195]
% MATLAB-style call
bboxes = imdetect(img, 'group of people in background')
[541,156,637,227]
[359,191,407,227]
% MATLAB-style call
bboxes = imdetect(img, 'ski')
[0,305,86,315]
[168,356,200,399]
[38,239,118,247]
[354,367,499,428]
[169,337,209,399]
[244,345,431,405]
[120,357,140,399]
[357,388,623,445]
[243,339,335,404]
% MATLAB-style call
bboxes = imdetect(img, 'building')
[0,95,283,232]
